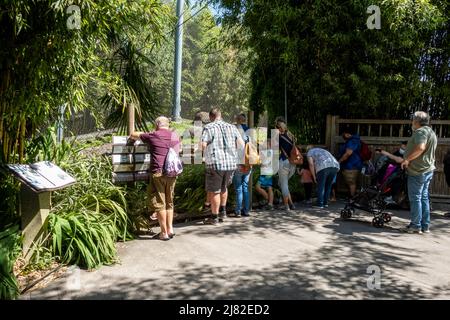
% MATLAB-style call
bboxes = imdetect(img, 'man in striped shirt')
[201,108,245,224]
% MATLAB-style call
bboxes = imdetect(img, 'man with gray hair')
[130,116,180,240]
[400,111,437,234]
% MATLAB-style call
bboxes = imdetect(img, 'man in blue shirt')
[338,127,363,197]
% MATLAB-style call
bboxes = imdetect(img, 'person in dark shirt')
[338,127,363,197]
[276,118,297,211]
[130,116,180,241]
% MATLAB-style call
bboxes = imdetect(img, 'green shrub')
[174,165,207,214]
[0,224,22,300]
[48,210,117,269]
[46,154,133,269]
[53,155,132,241]
[123,182,152,232]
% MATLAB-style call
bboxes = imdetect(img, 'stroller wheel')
[346,209,352,218]
[341,209,352,219]
[382,213,392,223]
[372,217,384,228]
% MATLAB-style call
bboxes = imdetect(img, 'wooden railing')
[325,115,450,199]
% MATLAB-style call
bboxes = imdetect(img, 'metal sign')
[7,161,76,193]
[111,136,151,183]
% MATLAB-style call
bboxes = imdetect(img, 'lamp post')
[172,0,184,122]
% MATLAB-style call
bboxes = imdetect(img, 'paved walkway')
[23,202,450,299]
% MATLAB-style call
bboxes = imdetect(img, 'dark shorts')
[148,172,177,211]
[205,169,234,193]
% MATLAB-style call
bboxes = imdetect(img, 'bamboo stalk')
[19,118,26,163]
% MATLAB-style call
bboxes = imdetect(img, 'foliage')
[36,154,131,270]
[0,0,170,164]
[0,224,22,300]
[174,165,207,214]
[123,182,152,232]
[146,5,251,121]
[25,126,79,166]
[53,155,132,242]
[215,0,449,143]
[47,210,118,269]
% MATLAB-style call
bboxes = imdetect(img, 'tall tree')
[215,0,449,143]
[0,0,169,163]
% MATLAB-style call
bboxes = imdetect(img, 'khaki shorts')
[205,169,234,193]
[148,172,177,211]
[342,169,360,186]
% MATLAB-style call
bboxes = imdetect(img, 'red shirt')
[300,169,313,184]
[140,129,180,174]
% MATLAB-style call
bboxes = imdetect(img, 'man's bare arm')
[380,150,404,164]
[339,148,353,164]
[129,131,144,141]
[401,143,426,169]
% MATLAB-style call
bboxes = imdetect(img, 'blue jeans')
[407,171,433,230]
[316,167,339,207]
[233,169,251,214]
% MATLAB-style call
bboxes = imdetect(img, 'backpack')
[155,133,183,177]
[164,147,183,177]
[280,135,303,165]
[359,140,372,162]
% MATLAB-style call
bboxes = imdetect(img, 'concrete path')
[22,202,450,299]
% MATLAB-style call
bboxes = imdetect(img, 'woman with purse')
[276,118,302,211]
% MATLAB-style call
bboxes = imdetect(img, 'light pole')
[172,0,184,122]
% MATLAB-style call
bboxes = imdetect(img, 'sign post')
[7,161,76,259]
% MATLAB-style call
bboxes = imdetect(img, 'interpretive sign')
[111,136,151,183]
[7,161,76,193]
[7,161,76,259]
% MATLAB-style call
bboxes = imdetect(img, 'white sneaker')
[400,225,422,234]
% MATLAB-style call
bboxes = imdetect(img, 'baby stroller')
[340,159,408,228]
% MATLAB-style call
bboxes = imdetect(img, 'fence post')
[330,116,339,155]
[248,110,254,211]
[325,114,332,149]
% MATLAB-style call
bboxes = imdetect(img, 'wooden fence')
[325,115,450,200]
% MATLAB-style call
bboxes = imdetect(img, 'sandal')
[152,233,170,241]
[168,233,176,238]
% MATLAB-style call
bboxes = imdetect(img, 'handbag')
[280,134,303,165]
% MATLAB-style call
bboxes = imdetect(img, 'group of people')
[129,109,438,240]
